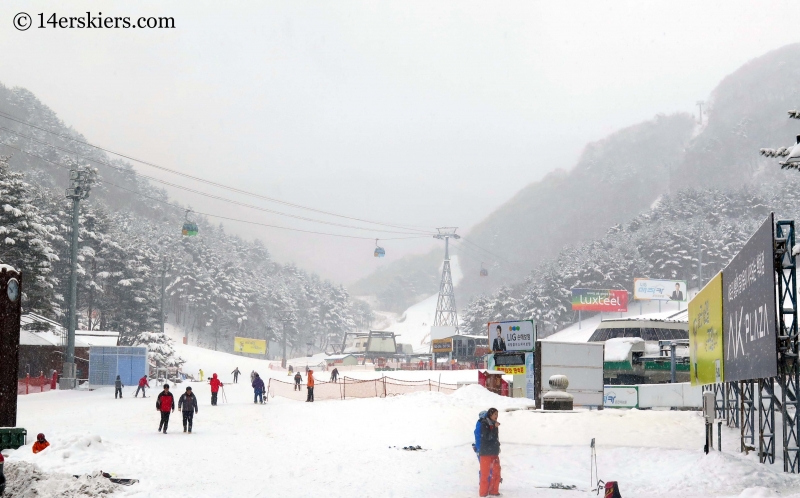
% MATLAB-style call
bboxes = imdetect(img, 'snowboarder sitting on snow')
[178,386,199,433]
[135,375,150,398]
[294,372,302,391]
[252,373,265,404]
[330,367,339,383]
[231,367,241,384]
[114,375,124,399]
[156,384,175,434]
[478,408,502,497]
[306,369,315,402]
[209,373,223,406]
[32,433,50,454]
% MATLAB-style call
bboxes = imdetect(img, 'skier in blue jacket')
[472,410,496,485]
[252,373,265,404]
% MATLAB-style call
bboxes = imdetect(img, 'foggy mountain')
[353,42,800,313]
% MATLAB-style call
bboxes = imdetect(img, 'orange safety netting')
[267,376,459,402]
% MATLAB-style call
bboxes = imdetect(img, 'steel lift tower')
[432,227,460,334]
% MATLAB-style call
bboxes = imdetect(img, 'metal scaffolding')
[432,227,460,333]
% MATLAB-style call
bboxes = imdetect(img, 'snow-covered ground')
[6,339,800,497]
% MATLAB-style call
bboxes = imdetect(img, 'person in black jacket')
[178,386,199,433]
[330,367,339,383]
[114,375,124,399]
[478,408,501,497]
[231,367,240,384]
[294,372,302,391]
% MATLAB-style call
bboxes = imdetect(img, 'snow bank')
[3,461,119,497]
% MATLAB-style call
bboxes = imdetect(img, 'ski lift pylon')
[374,239,385,258]
[182,209,199,236]
[480,262,488,277]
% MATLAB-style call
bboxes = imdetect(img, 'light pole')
[277,310,294,369]
[62,169,91,390]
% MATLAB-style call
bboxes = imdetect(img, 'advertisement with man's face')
[634,279,688,302]
[487,320,535,352]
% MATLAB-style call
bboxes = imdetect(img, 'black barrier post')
[718,421,722,452]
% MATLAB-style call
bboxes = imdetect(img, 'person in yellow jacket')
[306,369,315,402]
[199,369,204,382]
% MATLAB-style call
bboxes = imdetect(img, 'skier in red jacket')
[135,375,150,398]
[209,373,223,406]
[156,384,175,434]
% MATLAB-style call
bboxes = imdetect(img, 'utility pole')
[62,168,91,390]
[277,310,294,369]
[160,259,169,335]
[696,101,705,125]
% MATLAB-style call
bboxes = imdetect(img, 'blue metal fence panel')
[88,346,148,385]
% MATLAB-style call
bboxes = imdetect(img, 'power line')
[0,140,432,242]
[0,125,432,236]
[0,110,436,233]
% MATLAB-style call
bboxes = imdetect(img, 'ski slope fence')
[267,376,460,402]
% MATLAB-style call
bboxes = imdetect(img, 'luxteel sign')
[722,214,777,382]
[570,289,628,312]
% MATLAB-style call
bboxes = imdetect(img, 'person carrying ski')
[231,367,241,384]
[330,367,339,383]
[156,384,175,433]
[114,375,124,399]
[252,373,265,404]
[178,386,199,433]
[306,369,315,402]
[32,433,50,453]
[250,370,256,383]
[135,375,150,398]
[478,408,502,497]
[294,372,302,391]
[209,373,223,406]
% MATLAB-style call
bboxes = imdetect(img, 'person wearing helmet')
[178,386,199,433]
[156,384,175,433]
[294,371,302,391]
[306,369,315,402]
[209,373,223,406]
[114,375,124,399]
[32,433,50,454]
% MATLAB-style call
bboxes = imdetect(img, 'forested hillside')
[461,174,798,336]
[0,85,373,364]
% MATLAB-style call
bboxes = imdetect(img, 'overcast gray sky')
[2,0,799,283]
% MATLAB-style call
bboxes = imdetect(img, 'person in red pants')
[478,407,501,497]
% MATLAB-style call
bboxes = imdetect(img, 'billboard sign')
[688,272,724,386]
[234,337,267,355]
[634,279,688,302]
[723,214,778,382]
[493,352,526,375]
[487,320,535,352]
[432,338,453,353]
[571,289,628,312]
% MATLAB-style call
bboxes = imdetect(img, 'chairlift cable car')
[182,209,199,236]
[374,239,385,258]
[480,262,488,277]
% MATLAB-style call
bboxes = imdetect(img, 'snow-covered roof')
[19,329,91,347]
[324,354,356,361]
[286,353,329,367]
[75,330,120,347]
[21,313,64,333]
[0,264,18,273]
[604,337,644,362]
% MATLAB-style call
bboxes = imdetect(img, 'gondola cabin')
[374,246,385,257]
[182,221,199,236]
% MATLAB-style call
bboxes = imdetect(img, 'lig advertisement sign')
[487,320,535,352]
[633,279,688,302]
[722,214,778,382]
[689,272,724,386]
[234,337,267,355]
[571,289,628,312]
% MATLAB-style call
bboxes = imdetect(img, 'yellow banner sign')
[495,365,526,375]
[689,272,724,386]
[234,337,267,355]
[432,338,453,353]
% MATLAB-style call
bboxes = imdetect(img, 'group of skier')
[114,375,151,399]
[155,383,199,434]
